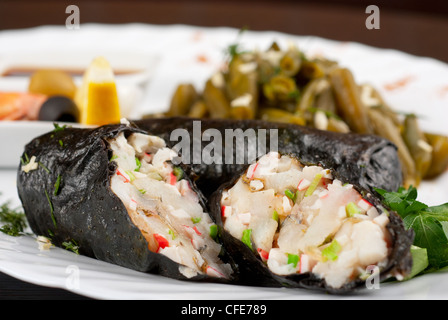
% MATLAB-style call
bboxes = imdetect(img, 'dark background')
[0,0,447,62]
[0,0,447,300]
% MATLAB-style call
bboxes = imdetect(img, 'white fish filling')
[109,132,232,279]
[221,152,390,289]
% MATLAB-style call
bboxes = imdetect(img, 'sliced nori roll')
[208,152,414,293]
[17,123,233,283]
[134,117,403,197]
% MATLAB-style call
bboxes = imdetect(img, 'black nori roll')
[16,123,232,283]
[134,117,403,198]
[208,152,414,293]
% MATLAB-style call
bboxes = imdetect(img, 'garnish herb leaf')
[62,239,79,255]
[0,200,27,237]
[376,186,448,272]
[54,175,62,196]
[242,229,253,251]
[53,123,67,133]
[44,189,57,228]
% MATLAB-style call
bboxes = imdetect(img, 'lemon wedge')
[75,56,121,125]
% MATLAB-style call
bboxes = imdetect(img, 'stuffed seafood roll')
[210,152,413,292]
[17,123,232,282]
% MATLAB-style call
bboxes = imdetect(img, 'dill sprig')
[0,200,28,237]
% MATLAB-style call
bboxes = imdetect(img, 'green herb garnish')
[322,239,341,262]
[305,173,322,197]
[346,202,362,218]
[38,161,51,174]
[272,210,279,223]
[169,229,176,240]
[44,189,57,227]
[59,140,64,147]
[125,171,136,182]
[224,26,248,61]
[287,253,300,268]
[173,166,184,181]
[135,157,141,172]
[62,239,79,255]
[110,155,118,162]
[209,224,218,241]
[191,217,202,224]
[285,189,297,202]
[376,186,448,271]
[242,229,253,251]
[20,153,30,166]
[53,123,67,133]
[0,200,27,237]
[53,175,62,196]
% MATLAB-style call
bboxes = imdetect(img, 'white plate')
[1,24,448,300]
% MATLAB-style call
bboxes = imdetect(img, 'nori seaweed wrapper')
[134,117,403,198]
[16,123,231,283]
[208,153,414,293]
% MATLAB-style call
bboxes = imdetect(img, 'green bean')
[259,108,306,126]
[297,60,325,80]
[314,83,337,115]
[168,83,198,116]
[368,108,416,187]
[327,118,350,133]
[188,100,209,118]
[226,62,258,119]
[279,47,302,77]
[360,84,401,127]
[402,114,432,185]
[329,68,373,135]
[203,79,231,119]
[296,78,328,113]
[424,133,448,179]
[263,75,298,103]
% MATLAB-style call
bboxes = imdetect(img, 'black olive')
[38,96,79,122]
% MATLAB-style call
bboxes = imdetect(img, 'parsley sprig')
[376,186,448,275]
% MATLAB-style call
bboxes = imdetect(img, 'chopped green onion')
[285,189,297,202]
[53,175,62,196]
[242,229,253,251]
[346,202,362,217]
[59,140,64,147]
[138,189,146,195]
[322,239,342,262]
[191,217,202,224]
[305,173,322,197]
[44,189,57,228]
[169,229,176,240]
[287,253,300,268]
[110,155,118,162]
[135,157,141,172]
[148,172,163,181]
[272,210,279,222]
[173,167,184,181]
[209,224,218,240]
[126,171,136,182]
